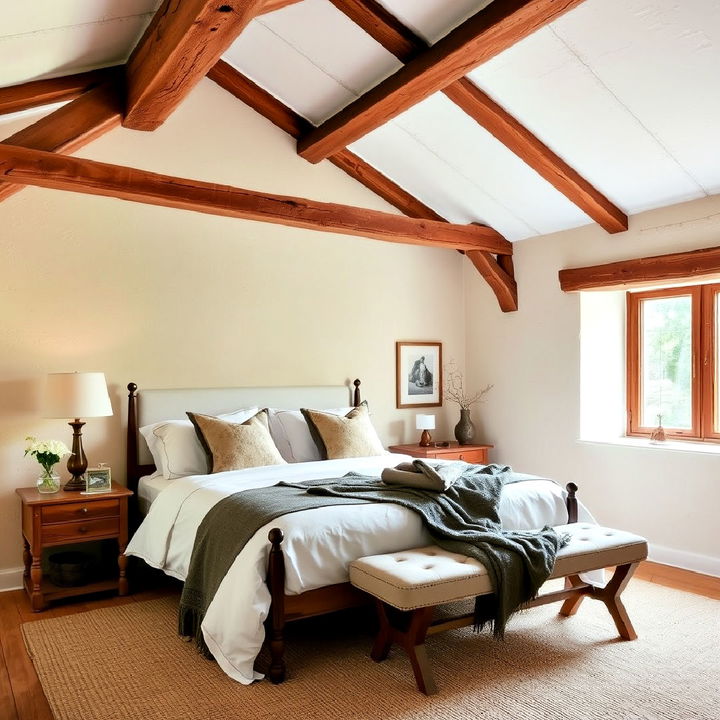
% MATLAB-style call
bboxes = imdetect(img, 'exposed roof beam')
[207,61,517,311]
[329,0,627,234]
[297,0,587,163]
[260,0,303,13]
[0,83,122,203]
[0,144,511,254]
[124,0,267,131]
[559,246,720,292]
[467,250,518,312]
[0,67,120,116]
[208,60,446,221]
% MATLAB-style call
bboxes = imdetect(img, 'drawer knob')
[459,455,464,460]
[79,526,88,534]
[80,507,88,514]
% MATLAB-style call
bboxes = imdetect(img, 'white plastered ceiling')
[1,0,719,242]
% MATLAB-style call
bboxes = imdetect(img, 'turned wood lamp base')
[64,419,88,491]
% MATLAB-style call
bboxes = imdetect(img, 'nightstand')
[16,482,133,611]
[388,442,493,464]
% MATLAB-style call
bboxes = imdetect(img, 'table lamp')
[416,414,435,447]
[44,372,113,491]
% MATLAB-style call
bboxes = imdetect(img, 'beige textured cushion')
[349,524,648,611]
[301,403,385,459]
[549,523,648,578]
[187,409,286,473]
[350,547,492,611]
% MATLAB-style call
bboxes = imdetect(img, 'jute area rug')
[23,580,719,720]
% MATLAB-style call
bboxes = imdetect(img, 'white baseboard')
[648,544,720,578]
[0,566,23,592]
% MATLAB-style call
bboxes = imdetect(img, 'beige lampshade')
[415,414,436,431]
[44,372,113,419]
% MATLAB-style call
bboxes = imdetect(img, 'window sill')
[578,436,720,455]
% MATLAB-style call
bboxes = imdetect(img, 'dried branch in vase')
[444,360,492,410]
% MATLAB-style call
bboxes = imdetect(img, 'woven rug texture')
[22,580,719,720]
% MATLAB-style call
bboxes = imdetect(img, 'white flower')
[24,437,71,458]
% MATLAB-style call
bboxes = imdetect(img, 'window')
[626,284,720,441]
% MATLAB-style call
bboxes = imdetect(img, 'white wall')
[465,194,720,576]
[0,79,468,580]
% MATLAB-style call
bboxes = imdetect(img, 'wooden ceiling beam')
[0,83,122,203]
[329,0,626,234]
[467,250,518,312]
[208,60,446,221]
[260,0,303,13]
[0,67,121,116]
[559,246,720,292]
[0,144,511,254]
[124,0,268,131]
[297,0,588,163]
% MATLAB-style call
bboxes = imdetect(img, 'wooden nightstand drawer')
[42,517,120,544]
[42,499,120,524]
[446,449,487,463]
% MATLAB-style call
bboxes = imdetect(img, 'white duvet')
[126,454,595,684]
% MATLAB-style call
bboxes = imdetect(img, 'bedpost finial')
[566,482,578,496]
[353,378,361,407]
[268,528,284,546]
[128,382,137,394]
[353,379,361,388]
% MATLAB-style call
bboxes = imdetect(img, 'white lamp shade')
[415,414,436,431]
[44,372,113,419]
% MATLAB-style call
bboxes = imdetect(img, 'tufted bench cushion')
[349,523,647,612]
[550,523,647,578]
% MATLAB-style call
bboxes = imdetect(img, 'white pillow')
[140,407,259,479]
[267,407,354,463]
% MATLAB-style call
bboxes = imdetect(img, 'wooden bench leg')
[371,603,438,695]
[594,562,640,641]
[401,607,437,696]
[371,599,393,662]
[559,574,587,617]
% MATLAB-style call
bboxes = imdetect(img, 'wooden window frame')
[627,283,720,442]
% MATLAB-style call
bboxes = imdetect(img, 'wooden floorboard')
[0,591,54,720]
[0,564,716,718]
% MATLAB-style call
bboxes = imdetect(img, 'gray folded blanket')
[381,459,467,491]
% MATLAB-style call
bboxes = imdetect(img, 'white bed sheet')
[137,472,174,515]
[126,455,595,685]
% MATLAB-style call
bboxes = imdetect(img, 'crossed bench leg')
[350,524,648,695]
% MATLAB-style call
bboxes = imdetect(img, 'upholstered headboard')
[125,379,362,494]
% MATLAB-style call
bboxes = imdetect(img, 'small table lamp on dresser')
[44,372,113,491]
[416,414,435,447]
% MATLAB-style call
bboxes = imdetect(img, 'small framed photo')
[85,466,112,493]
[396,341,442,408]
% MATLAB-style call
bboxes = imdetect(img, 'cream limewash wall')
[0,79,467,584]
[465,194,720,575]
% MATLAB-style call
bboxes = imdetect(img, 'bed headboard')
[126,379,362,495]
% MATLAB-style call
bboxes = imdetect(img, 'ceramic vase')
[454,409,475,445]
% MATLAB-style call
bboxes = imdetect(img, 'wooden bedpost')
[566,482,578,524]
[353,378,361,407]
[127,383,139,491]
[267,527,286,683]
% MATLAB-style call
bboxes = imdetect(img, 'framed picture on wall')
[396,341,442,408]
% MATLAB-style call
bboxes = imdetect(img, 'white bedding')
[126,455,595,685]
[137,472,174,515]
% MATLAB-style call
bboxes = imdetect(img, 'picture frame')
[396,341,442,408]
[84,466,112,494]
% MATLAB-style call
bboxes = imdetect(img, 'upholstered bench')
[349,523,648,695]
